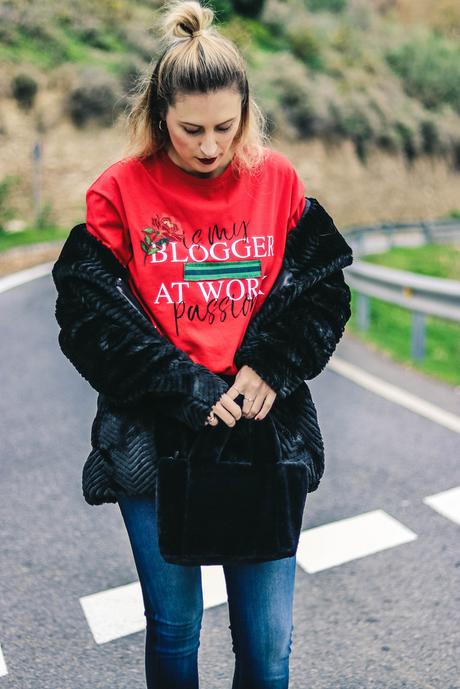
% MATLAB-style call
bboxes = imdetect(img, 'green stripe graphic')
[184,260,261,281]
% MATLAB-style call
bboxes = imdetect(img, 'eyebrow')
[179,117,237,127]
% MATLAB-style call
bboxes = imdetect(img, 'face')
[163,88,242,178]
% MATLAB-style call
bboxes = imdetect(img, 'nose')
[199,136,218,158]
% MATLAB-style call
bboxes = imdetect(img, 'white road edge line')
[0,262,54,294]
[328,356,460,434]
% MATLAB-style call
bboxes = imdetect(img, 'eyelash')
[183,126,232,135]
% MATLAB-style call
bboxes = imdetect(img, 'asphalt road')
[0,273,459,689]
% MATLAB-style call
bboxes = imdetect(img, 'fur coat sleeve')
[51,224,229,433]
[235,197,353,398]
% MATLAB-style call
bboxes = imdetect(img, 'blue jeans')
[116,491,297,689]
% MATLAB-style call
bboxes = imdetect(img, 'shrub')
[375,125,400,153]
[340,100,375,161]
[260,0,290,37]
[248,18,286,50]
[209,0,234,22]
[11,73,38,110]
[330,21,365,68]
[0,175,20,232]
[392,119,419,163]
[220,16,253,52]
[386,31,460,113]
[286,25,325,70]
[66,71,123,127]
[231,0,267,19]
[34,200,56,230]
[419,118,442,155]
[305,0,347,12]
[118,60,144,96]
[274,75,318,139]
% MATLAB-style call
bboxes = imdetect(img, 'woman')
[52,1,353,687]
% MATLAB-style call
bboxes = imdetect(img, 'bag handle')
[184,394,282,469]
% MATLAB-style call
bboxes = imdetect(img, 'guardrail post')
[357,293,370,331]
[411,311,426,360]
[356,231,365,257]
[420,222,433,244]
[387,225,396,251]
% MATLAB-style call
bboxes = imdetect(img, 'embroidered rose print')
[140,214,185,265]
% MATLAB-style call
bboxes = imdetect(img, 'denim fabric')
[117,491,297,689]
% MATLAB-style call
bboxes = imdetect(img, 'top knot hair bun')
[156,0,214,46]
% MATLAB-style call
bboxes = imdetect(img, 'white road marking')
[0,643,8,677]
[327,356,460,434]
[423,486,460,525]
[296,509,418,574]
[201,565,228,608]
[80,581,145,645]
[0,262,54,294]
[80,567,228,645]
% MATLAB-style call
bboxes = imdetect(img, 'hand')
[204,365,277,428]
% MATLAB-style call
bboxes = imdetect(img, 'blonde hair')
[121,0,270,175]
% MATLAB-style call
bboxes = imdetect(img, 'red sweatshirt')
[85,147,306,375]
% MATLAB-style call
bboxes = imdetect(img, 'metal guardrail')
[343,219,460,361]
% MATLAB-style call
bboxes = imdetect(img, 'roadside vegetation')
[348,243,460,386]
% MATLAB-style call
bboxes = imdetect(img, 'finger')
[241,392,257,418]
[253,393,276,420]
[226,384,253,419]
[218,392,242,421]
[239,389,266,419]
[205,417,219,427]
[210,400,237,427]
[226,384,243,400]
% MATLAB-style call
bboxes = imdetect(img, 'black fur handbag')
[155,397,310,566]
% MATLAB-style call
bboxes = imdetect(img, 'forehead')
[170,88,241,120]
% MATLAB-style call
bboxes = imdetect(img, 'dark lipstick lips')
[197,156,217,164]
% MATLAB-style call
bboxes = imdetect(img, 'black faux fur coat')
[51,196,353,506]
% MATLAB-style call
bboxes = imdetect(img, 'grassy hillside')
[2,0,460,160]
[0,0,460,231]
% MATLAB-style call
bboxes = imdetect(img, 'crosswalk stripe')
[201,565,228,608]
[423,486,460,525]
[80,582,144,644]
[0,643,8,677]
[80,567,228,645]
[296,509,418,574]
